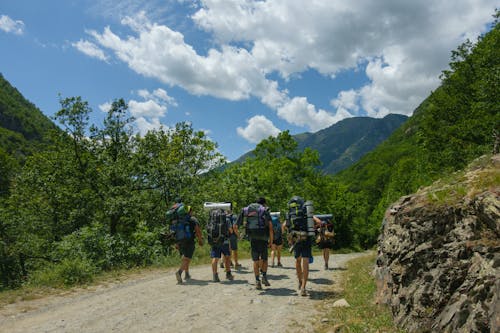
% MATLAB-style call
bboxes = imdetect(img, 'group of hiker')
[167,196,335,297]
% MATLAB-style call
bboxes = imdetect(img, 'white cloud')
[98,102,112,112]
[72,39,109,61]
[134,116,162,135]
[237,115,281,144]
[77,1,496,141]
[0,15,25,35]
[128,99,166,118]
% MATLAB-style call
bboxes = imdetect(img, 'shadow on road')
[308,289,341,300]
[308,277,333,285]
[184,279,210,286]
[267,274,290,281]
[259,287,296,297]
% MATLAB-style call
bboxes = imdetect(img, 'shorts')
[293,239,312,259]
[250,239,269,261]
[229,233,238,251]
[210,243,231,258]
[318,240,334,249]
[178,240,195,259]
[272,237,283,246]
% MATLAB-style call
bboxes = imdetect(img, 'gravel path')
[0,252,367,333]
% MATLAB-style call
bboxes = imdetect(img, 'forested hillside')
[0,74,59,159]
[294,114,408,174]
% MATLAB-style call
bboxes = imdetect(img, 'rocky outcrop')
[375,155,500,333]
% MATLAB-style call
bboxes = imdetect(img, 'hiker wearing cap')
[238,197,273,290]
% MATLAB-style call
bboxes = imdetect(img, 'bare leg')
[224,254,231,272]
[301,257,309,290]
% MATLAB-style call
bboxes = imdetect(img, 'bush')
[28,258,98,287]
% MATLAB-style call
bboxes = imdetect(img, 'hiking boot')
[271,263,275,268]
[300,288,307,296]
[175,271,183,284]
[213,273,220,282]
[277,262,283,267]
[255,281,262,290]
[226,272,234,281]
[324,264,328,270]
[235,263,242,270]
[184,272,191,280]
[261,276,270,287]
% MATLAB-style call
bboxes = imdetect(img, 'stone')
[332,298,350,307]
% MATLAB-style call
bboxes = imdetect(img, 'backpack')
[271,215,282,239]
[243,203,268,240]
[207,209,229,245]
[166,202,192,241]
[287,196,307,232]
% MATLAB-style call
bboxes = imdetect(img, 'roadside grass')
[315,253,405,333]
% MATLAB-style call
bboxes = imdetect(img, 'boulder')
[375,155,500,332]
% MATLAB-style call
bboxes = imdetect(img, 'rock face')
[375,155,500,333]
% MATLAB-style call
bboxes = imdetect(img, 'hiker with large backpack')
[270,212,284,268]
[314,214,335,270]
[204,202,235,282]
[285,195,318,296]
[237,197,273,290]
[166,199,203,284]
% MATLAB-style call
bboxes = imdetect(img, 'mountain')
[234,114,408,174]
[0,73,60,161]
[294,114,408,174]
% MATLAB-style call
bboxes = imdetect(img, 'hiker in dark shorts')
[221,210,242,269]
[285,196,319,296]
[270,213,284,267]
[315,215,335,270]
[238,197,273,290]
[211,237,234,282]
[174,206,203,284]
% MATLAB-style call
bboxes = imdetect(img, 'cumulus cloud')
[76,0,496,142]
[72,39,109,61]
[99,88,176,135]
[237,115,281,143]
[129,87,177,134]
[0,15,25,35]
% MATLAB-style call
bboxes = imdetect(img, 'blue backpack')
[271,215,282,239]
[166,202,192,241]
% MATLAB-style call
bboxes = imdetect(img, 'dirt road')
[0,252,367,333]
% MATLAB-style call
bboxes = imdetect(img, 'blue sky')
[0,0,497,161]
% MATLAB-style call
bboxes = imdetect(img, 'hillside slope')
[0,73,59,160]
